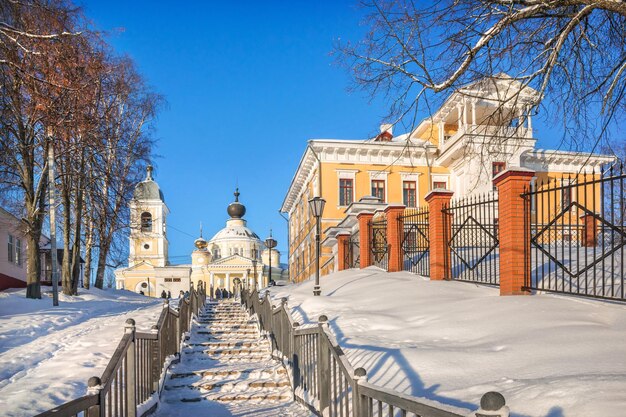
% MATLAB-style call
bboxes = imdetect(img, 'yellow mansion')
[280,74,614,283]
[115,168,286,297]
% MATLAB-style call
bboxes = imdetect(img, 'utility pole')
[47,138,59,307]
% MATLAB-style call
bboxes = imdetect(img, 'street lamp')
[252,258,258,290]
[265,230,277,287]
[308,197,326,296]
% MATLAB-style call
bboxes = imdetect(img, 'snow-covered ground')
[0,288,163,417]
[267,268,626,417]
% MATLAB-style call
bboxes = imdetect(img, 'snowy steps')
[156,299,312,416]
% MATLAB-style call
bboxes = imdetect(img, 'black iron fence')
[400,207,430,276]
[369,218,389,271]
[443,193,500,285]
[343,229,360,269]
[523,166,625,301]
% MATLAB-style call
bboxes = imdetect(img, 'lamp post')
[265,231,277,287]
[252,258,258,290]
[308,197,326,296]
[47,133,59,306]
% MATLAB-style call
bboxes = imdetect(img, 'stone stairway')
[154,300,313,417]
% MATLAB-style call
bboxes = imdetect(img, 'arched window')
[141,212,152,232]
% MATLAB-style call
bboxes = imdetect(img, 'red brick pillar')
[358,212,374,268]
[336,233,350,271]
[385,205,406,272]
[425,190,454,280]
[580,213,598,247]
[494,168,535,296]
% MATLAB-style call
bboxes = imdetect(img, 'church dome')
[209,224,260,242]
[134,166,164,202]
[207,189,262,260]
[194,236,208,250]
[227,188,246,219]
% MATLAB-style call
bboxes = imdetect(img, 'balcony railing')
[443,124,533,152]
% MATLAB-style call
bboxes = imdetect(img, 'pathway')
[154,300,312,416]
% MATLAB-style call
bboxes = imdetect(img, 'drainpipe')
[278,210,290,282]
[423,143,433,193]
[307,142,322,197]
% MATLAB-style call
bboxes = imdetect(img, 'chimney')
[376,124,393,141]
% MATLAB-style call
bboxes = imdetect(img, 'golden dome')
[194,237,208,250]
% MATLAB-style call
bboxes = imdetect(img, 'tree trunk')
[25,230,42,299]
[94,240,109,289]
[71,177,84,295]
[83,219,93,289]
[61,186,72,295]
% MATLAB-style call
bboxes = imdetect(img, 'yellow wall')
[288,160,450,282]
[531,172,602,243]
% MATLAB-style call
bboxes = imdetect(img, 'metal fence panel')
[523,167,625,300]
[443,193,500,285]
[400,207,430,277]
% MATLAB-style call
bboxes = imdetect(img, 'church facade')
[115,168,286,297]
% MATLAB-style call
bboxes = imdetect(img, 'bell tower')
[129,166,169,267]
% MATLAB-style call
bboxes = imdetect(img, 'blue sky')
[81,1,566,264]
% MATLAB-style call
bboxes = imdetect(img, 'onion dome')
[133,166,165,202]
[194,223,208,250]
[194,237,208,250]
[227,188,246,219]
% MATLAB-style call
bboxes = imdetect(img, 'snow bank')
[0,288,162,416]
[267,268,626,417]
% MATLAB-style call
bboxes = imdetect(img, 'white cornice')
[521,149,615,173]
[281,139,436,214]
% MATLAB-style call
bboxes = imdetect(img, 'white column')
[471,100,477,126]
[463,99,469,126]
[257,271,263,290]
[438,120,444,146]
[526,105,533,136]
[457,103,463,130]
[226,272,231,291]
[209,271,214,290]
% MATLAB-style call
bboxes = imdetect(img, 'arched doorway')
[135,280,155,297]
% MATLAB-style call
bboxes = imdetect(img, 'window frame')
[402,180,417,207]
[371,179,386,203]
[339,178,354,207]
[140,212,153,232]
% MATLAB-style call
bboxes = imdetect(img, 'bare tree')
[338,1,625,152]
[0,0,86,298]
[89,56,161,289]
[0,1,160,298]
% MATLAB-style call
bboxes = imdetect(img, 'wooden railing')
[242,288,507,417]
[35,282,207,417]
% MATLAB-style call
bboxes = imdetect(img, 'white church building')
[115,167,286,297]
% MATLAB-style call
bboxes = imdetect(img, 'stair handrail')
[241,288,510,417]
[34,281,207,417]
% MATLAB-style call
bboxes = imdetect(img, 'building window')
[492,162,506,178]
[403,181,417,207]
[492,162,506,191]
[433,181,447,190]
[7,234,22,266]
[140,212,152,232]
[562,179,573,210]
[371,180,385,203]
[339,178,354,206]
